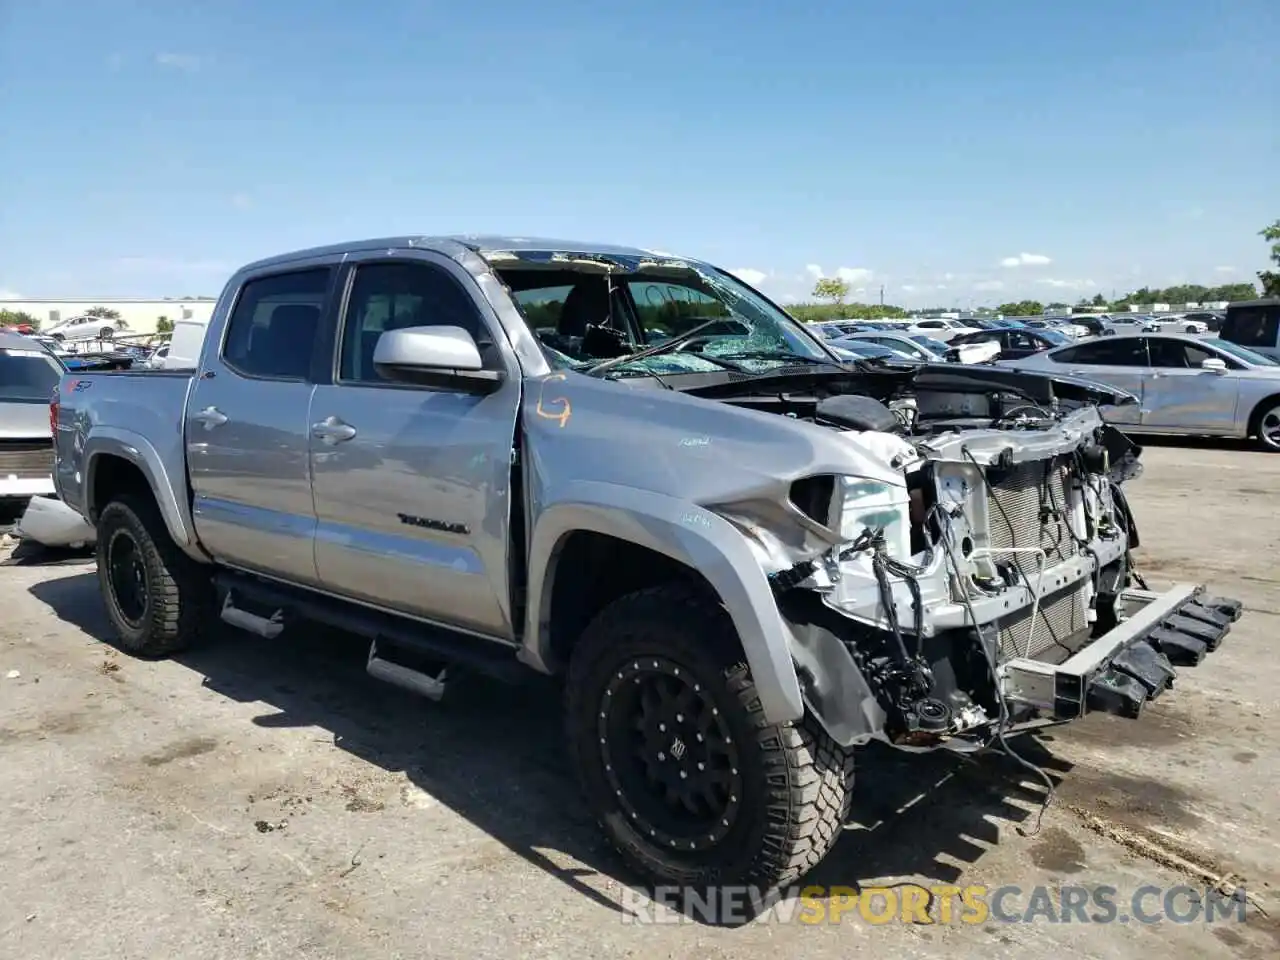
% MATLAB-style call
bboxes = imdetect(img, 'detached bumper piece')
[1002,584,1242,721]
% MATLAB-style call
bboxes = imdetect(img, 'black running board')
[213,571,528,689]
[366,638,448,701]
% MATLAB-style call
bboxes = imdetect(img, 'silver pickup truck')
[52,235,1242,894]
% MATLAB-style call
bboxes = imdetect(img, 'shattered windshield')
[492,252,835,377]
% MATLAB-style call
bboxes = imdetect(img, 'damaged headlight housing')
[791,474,913,560]
[837,476,912,560]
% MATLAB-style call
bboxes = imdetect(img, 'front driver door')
[308,253,523,640]
[1048,336,1149,426]
[1139,338,1241,434]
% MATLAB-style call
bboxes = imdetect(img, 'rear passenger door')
[308,252,523,640]
[186,264,338,585]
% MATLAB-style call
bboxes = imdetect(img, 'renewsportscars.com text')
[620,883,1252,926]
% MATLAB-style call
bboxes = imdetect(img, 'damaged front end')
[702,366,1243,752]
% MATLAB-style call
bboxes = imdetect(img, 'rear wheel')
[565,584,854,892]
[97,495,214,656]
[99,326,115,340]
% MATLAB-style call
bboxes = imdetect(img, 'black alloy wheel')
[106,527,149,628]
[599,655,744,853]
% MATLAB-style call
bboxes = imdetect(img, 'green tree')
[1204,282,1259,301]
[812,277,850,306]
[1259,220,1280,297]
[156,316,175,333]
[1090,293,1107,307]
[997,300,1044,316]
[788,301,907,323]
[0,308,40,331]
[86,305,129,330]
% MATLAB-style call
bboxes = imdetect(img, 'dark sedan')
[947,326,1070,362]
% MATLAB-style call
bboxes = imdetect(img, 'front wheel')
[97,495,214,656]
[99,326,115,340]
[565,584,854,892]
[1254,401,1280,453]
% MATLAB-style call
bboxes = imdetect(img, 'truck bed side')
[54,369,205,559]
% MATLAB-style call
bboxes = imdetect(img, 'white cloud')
[834,268,875,288]
[1214,265,1236,274]
[156,52,207,72]
[731,268,767,286]
[973,280,1005,291]
[804,264,874,286]
[0,287,23,300]
[942,272,955,281]
[231,193,252,210]
[999,252,1052,267]
[900,284,917,293]
[836,266,873,285]
[1036,278,1097,290]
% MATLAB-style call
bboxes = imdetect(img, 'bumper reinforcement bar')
[1000,583,1243,721]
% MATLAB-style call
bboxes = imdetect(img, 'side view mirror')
[373,325,504,393]
[1200,357,1228,374]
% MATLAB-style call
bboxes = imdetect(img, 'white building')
[0,297,216,335]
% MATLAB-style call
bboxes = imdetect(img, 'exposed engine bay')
[681,362,1165,751]
[484,244,1236,760]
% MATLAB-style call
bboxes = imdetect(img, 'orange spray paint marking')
[535,372,572,428]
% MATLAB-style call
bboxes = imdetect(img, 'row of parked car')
[809,309,1235,364]
[807,298,1280,451]
[810,316,1077,366]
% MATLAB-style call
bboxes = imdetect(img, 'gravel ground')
[1,440,1277,959]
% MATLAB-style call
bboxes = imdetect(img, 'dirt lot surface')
[1,440,1277,959]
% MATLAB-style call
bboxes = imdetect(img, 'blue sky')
[2,0,1277,307]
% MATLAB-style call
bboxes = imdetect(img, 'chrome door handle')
[311,416,357,444]
[192,406,228,428]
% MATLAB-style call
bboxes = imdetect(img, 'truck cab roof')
[239,235,694,275]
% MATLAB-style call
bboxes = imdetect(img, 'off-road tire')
[96,495,213,657]
[565,584,854,892]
